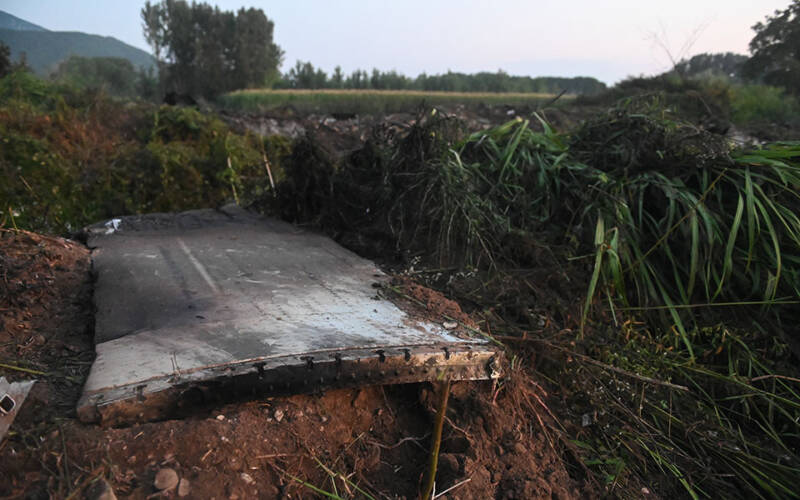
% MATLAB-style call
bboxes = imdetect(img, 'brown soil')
[0,229,591,499]
[388,277,478,330]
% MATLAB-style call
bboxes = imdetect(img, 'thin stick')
[262,152,276,194]
[433,478,472,499]
[420,381,451,500]
[367,435,428,451]
[0,362,47,376]
[750,374,800,384]
[619,299,800,311]
[63,466,104,500]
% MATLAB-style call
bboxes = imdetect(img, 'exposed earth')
[0,227,592,499]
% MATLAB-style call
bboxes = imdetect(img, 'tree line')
[141,0,283,99]
[276,62,608,95]
[3,0,800,100]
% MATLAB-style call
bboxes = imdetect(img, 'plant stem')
[421,380,451,500]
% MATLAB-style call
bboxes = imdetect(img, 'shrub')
[730,84,800,124]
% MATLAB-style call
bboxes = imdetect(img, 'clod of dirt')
[154,468,179,490]
[178,478,191,497]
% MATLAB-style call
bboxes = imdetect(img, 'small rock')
[443,321,458,330]
[641,487,651,495]
[216,414,225,421]
[241,472,255,485]
[86,478,117,500]
[178,478,191,497]
[154,467,179,491]
[274,408,284,422]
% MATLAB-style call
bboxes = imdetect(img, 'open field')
[218,88,566,115]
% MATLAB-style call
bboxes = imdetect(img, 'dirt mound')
[0,229,590,499]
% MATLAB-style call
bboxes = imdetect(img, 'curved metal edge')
[77,344,503,426]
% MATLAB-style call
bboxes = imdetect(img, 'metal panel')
[0,377,36,442]
[77,206,501,425]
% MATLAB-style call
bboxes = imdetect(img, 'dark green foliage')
[743,1,800,94]
[141,0,283,98]
[274,105,800,497]
[50,56,141,98]
[0,71,284,233]
[672,52,748,81]
[0,41,10,78]
[277,61,606,95]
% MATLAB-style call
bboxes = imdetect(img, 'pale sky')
[0,0,790,84]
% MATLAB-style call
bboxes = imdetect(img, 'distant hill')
[0,10,155,76]
[0,10,47,31]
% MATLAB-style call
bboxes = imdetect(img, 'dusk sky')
[1,0,790,84]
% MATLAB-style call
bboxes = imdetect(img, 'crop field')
[218,88,565,114]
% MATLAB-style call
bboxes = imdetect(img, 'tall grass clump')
[276,103,800,497]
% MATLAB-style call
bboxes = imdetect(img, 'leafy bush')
[275,104,800,498]
[730,84,800,124]
[0,71,286,233]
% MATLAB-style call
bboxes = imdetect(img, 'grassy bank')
[273,105,800,498]
[0,71,290,234]
[218,88,562,115]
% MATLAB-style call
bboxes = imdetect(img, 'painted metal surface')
[0,377,36,442]
[77,206,500,425]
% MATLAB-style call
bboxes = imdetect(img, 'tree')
[141,0,283,99]
[743,1,800,94]
[331,66,343,88]
[51,56,140,97]
[0,42,11,78]
[673,52,748,81]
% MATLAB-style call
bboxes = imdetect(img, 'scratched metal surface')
[78,206,500,424]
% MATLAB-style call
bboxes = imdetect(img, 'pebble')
[154,467,180,491]
[178,478,191,497]
[443,321,458,330]
[241,472,255,485]
[274,408,284,422]
[216,414,225,421]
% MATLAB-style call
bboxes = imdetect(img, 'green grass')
[275,104,800,498]
[217,88,563,115]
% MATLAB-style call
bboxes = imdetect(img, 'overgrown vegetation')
[219,88,561,115]
[50,56,157,100]
[141,0,283,98]
[743,0,800,95]
[272,102,800,498]
[0,70,289,233]
[277,62,606,95]
[3,46,800,497]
